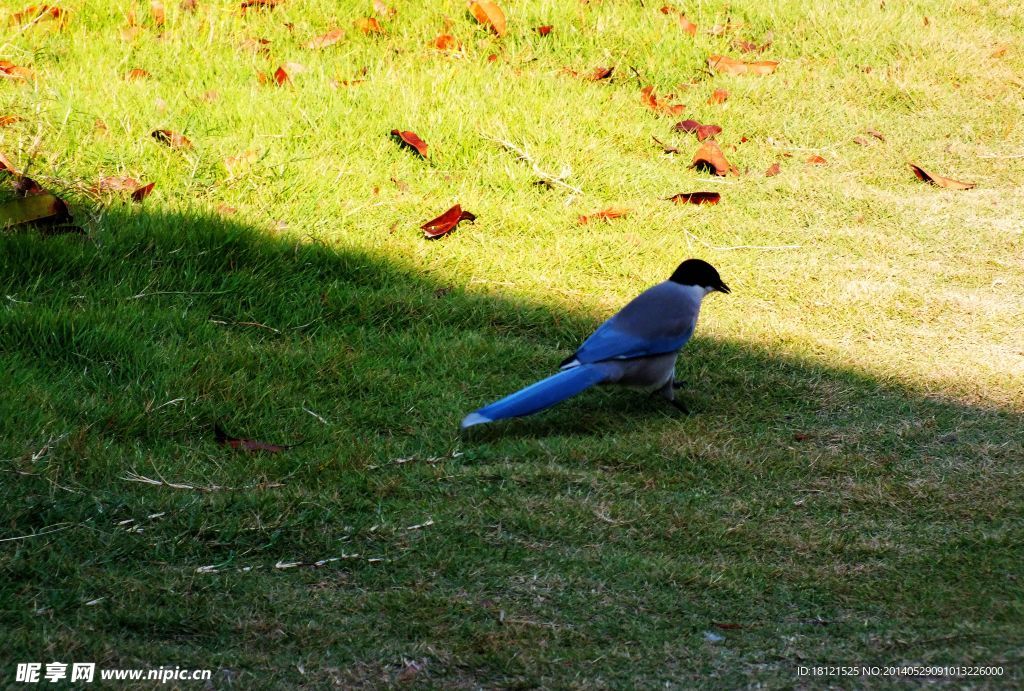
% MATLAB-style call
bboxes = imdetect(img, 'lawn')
[2,0,1023,687]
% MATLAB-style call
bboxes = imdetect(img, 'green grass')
[2,0,1023,687]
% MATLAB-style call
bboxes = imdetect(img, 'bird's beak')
[717,282,731,294]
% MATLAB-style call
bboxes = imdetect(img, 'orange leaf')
[0,115,19,127]
[373,0,396,17]
[181,0,198,12]
[225,150,258,176]
[432,34,462,52]
[908,163,975,190]
[306,27,344,49]
[215,424,294,453]
[421,204,476,238]
[469,1,506,37]
[355,17,385,34]
[126,68,150,81]
[95,175,142,193]
[131,182,155,202]
[588,66,614,81]
[677,14,697,36]
[273,66,289,85]
[536,25,552,36]
[150,1,165,26]
[667,192,720,205]
[578,207,629,224]
[0,60,34,80]
[806,154,827,165]
[10,5,67,26]
[765,162,781,177]
[707,88,729,104]
[391,130,429,158]
[240,36,271,54]
[708,54,778,76]
[690,140,736,176]
[151,129,193,149]
[640,86,685,116]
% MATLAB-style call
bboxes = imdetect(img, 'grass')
[2,0,1023,687]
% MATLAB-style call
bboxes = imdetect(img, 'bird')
[460,258,729,429]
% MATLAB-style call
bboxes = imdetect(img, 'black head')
[669,259,730,293]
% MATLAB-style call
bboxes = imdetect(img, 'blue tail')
[461,365,608,429]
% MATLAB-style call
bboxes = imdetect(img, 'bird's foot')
[672,380,687,389]
[669,399,690,415]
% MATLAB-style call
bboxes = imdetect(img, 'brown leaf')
[125,68,150,81]
[151,129,193,149]
[180,0,198,11]
[867,129,885,142]
[708,54,778,76]
[421,204,476,238]
[240,36,271,54]
[674,119,722,141]
[432,34,462,52]
[131,182,155,202]
[712,622,744,630]
[95,175,142,193]
[0,116,19,127]
[150,1,165,26]
[765,162,781,177]
[306,27,344,49]
[707,88,729,104]
[677,14,697,36]
[852,136,869,146]
[667,192,721,205]
[355,17,384,35]
[690,140,736,176]
[0,60,34,80]
[372,0,396,17]
[734,35,772,53]
[806,154,827,165]
[9,5,67,26]
[908,163,975,190]
[990,44,1010,59]
[273,65,290,85]
[578,207,628,224]
[469,1,506,37]
[588,66,614,81]
[391,130,429,158]
[214,424,292,453]
[536,25,552,36]
[641,86,685,116]
[216,203,238,215]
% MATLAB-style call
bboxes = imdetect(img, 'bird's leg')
[672,380,687,389]
[656,379,690,415]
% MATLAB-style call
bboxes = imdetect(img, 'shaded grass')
[2,0,1024,687]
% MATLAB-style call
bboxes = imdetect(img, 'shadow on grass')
[2,206,1022,685]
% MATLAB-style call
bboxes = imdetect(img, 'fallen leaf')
[126,68,150,81]
[852,136,870,146]
[667,191,721,205]
[180,0,198,11]
[708,54,778,76]
[0,60,34,80]
[712,622,744,630]
[469,1,506,37]
[151,129,193,149]
[0,116,19,127]
[588,66,614,81]
[214,424,292,453]
[9,5,67,26]
[707,88,728,104]
[421,204,476,238]
[677,14,697,36]
[734,35,772,53]
[390,176,409,192]
[765,162,781,177]
[536,25,552,36]
[908,163,975,190]
[0,193,80,234]
[487,53,498,62]
[432,34,462,52]
[306,27,344,49]
[94,175,141,193]
[94,118,108,135]
[641,85,685,116]
[200,89,219,102]
[355,17,384,34]
[372,0,396,17]
[240,36,271,54]
[131,182,155,202]
[674,119,722,141]
[225,150,258,176]
[990,44,1010,59]
[216,203,238,215]
[690,140,736,176]
[867,129,885,141]
[150,0,165,26]
[806,154,827,165]
[390,130,429,158]
[578,207,629,224]
[273,65,290,85]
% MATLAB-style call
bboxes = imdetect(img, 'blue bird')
[461,259,730,429]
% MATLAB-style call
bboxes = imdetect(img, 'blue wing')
[570,320,692,364]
